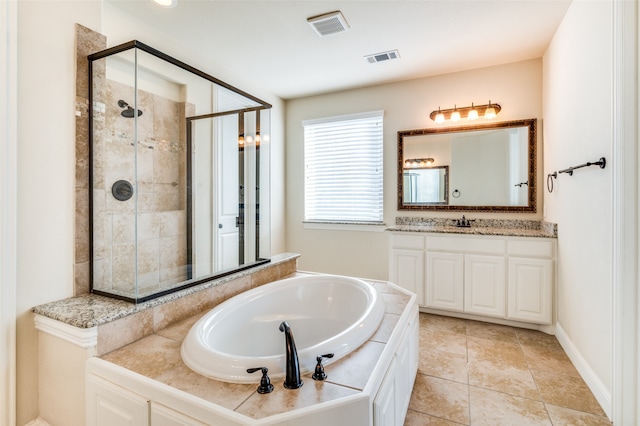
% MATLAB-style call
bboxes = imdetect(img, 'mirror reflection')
[397,119,536,212]
[89,41,271,303]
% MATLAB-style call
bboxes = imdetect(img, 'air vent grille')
[365,50,400,64]
[307,11,350,37]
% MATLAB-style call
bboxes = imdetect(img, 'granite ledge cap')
[32,253,300,329]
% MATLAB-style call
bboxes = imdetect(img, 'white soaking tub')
[181,274,386,383]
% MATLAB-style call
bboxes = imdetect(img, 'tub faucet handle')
[247,367,274,394]
[312,353,334,381]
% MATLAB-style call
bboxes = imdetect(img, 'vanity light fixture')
[450,105,460,122]
[484,101,497,119]
[429,101,501,123]
[404,158,435,168]
[468,103,479,120]
[151,0,177,8]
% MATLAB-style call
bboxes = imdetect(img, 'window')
[303,111,384,224]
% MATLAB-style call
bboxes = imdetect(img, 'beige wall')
[285,59,543,279]
[16,2,102,423]
[543,0,613,410]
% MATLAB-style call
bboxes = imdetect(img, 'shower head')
[118,99,143,118]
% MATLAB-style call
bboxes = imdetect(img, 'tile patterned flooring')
[405,313,612,425]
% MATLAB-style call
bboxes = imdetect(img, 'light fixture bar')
[404,158,435,168]
[430,102,501,122]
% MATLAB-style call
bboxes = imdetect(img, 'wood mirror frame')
[397,118,537,212]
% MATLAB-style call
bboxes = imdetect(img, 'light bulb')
[468,103,478,120]
[435,107,445,124]
[151,0,177,7]
[484,101,496,119]
[451,105,460,122]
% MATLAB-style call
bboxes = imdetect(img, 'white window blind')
[303,111,384,223]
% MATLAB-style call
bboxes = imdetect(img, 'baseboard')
[555,322,612,420]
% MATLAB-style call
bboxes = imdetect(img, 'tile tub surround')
[34,253,298,354]
[91,278,415,423]
[389,217,557,238]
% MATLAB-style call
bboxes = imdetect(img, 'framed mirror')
[397,119,536,212]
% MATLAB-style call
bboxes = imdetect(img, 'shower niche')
[89,41,271,303]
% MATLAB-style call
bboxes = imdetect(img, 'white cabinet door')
[390,249,424,305]
[425,252,464,312]
[508,258,553,324]
[87,375,149,426]
[151,403,208,426]
[464,255,506,318]
[373,357,398,426]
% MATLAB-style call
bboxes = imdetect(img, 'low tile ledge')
[32,253,301,331]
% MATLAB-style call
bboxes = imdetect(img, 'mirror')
[89,41,271,303]
[397,119,536,212]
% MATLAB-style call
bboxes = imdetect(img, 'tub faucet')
[279,321,303,389]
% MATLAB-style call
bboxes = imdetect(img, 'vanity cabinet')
[390,232,555,326]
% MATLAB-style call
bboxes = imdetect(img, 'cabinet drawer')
[390,233,425,250]
[507,239,554,258]
[427,236,505,255]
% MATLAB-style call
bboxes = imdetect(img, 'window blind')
[303,111,384,223]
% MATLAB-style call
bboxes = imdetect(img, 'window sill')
[303,221,387,232]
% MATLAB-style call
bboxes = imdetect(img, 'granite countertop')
[387,217,557,238]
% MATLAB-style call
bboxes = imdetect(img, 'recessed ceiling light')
[151,0,177,8]
[307,11,350,37]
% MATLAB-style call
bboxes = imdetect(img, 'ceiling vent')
[307,11,350,37]
[365,50,400,64]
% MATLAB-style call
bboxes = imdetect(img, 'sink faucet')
[279,321,303,389]
[455,215,472,228]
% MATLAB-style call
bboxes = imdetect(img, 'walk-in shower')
[88,40,271,303]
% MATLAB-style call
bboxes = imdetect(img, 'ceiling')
[107,0,572,100]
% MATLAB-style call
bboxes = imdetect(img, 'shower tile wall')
[91,79,191,297]
[76,24,106,296]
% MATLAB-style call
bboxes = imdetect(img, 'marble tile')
[469,386,551,425]
[419,347,468,384]
[382,292,413,315]
[236,378,358,419]
[467,336,527,367]
[516,328,563,351]
[102,334,182,379]
[545,404,612,425]
[153,288,210,331]
[419,312,467,335]
[324,341,385,390]
[521,344,580,377]
[155,364,256,411]
[369,313,400,344]
[468,358,540,400]
[155,311,205,342]
[532,370,606,416]
[97,309,154,356]
[74,260,90,296]
[408,374,470,425]
[404,409,460,425]
[466,320,518,344]
[420,326,468,356]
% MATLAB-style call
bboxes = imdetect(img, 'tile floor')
[405,313,612,425]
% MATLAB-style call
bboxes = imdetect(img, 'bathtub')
[180,274,386,383]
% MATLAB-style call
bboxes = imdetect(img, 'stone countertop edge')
[388,218,557,238]
[32,253,301,329]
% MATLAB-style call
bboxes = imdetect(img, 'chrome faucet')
[279,321,303,389]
